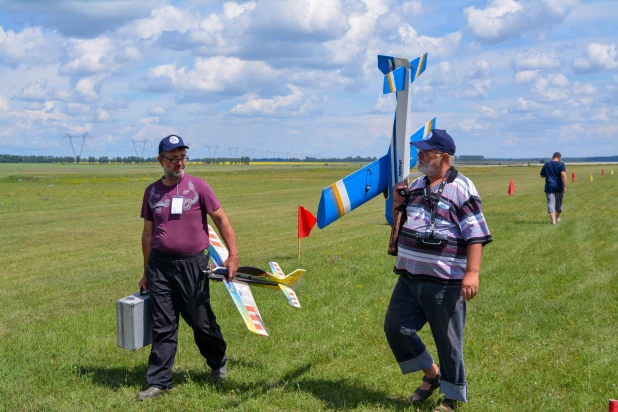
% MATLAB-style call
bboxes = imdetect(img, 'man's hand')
[461,271,479,301]
[392,179,409,214]
[223,255,238,281]
[138,275,148,292]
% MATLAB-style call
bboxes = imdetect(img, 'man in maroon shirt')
[137,134,239,400]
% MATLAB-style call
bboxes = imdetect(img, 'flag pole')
[298,237,301,260]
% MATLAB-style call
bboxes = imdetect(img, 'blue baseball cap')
[158,134,189,153]
[411,129,456,155]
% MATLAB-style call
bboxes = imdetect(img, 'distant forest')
[1,153,617,164]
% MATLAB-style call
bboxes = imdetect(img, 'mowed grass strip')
[0,163,616,411]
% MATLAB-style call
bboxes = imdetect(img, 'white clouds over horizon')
[0,0,617,158]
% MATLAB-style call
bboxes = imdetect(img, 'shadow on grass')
[76,365,192,390]
[76,365,147,389]
[77,362,432,410]
[210,363,418,410]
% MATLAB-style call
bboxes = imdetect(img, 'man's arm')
[561,171,567,193]
[209,207,239,281]
[461,243,483,301]
[139,219,153,291]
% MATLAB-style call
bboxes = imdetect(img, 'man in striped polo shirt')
[384,129,492,412]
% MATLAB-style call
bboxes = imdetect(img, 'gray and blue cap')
[411,129,456,155]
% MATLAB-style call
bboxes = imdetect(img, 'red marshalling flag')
[571,172,576,182]
[298,206,317,239]
[602,168,605,176]
[508,178,515,196]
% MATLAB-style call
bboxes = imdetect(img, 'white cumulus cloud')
[465,0,579,43]
[94,108,110,122]
[0,94,10,112]
[572,81,597,94]
[515,70,539,83]
[148,106,166,116]
[511,52,561,70]
[572,43,618,74]
[231,84,328,117]
[0,26,56,67]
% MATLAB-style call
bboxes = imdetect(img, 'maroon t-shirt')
[141,173,221,255]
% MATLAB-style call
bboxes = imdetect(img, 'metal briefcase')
[116,291,152,350]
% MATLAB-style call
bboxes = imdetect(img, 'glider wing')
[223,279,268,336]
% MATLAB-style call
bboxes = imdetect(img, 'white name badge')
[171,196,184,214]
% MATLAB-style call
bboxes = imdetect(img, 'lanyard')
[423,168,451,232]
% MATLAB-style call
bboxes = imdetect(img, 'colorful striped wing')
[279,285,301,308]
[269,262,286,279]
[207,224,228,266]
[223,279,268,336]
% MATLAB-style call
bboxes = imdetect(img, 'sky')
[0,0,617,160]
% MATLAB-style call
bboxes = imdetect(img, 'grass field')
[0,162,617,411]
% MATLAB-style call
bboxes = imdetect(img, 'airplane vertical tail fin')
[409,53,428,84]
[269,262,286,279]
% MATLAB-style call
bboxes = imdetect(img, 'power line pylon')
[131,139,150,159]
[228,147,239,159]
[62,133,90,161]
[206,145,218,158]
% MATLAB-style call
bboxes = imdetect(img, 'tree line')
[0,154,379,164]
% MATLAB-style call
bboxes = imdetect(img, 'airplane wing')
[317,118,436,228]
[279,285,301,308]
[207,226,268,336]
[223,279,268,336]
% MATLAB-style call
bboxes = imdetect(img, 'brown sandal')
[410,373,440,403]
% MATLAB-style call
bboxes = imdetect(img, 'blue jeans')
[384,275,468,402]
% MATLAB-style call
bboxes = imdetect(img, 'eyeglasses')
[161,155,189,164]
[417,150,443,158]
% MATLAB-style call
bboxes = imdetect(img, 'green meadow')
[0,162,617,411]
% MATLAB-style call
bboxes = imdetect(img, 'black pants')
[146,250,227,389]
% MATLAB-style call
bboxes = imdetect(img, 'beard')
[417,156,443,176]
[163,163,185,179]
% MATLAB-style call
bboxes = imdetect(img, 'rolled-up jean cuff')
[440,379,467,402]
[398,349,434,374]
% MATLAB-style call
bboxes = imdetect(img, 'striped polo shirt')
[395,167,492,282]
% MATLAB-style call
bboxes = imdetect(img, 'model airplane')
[317,53,434,228]
[206,224,305,336]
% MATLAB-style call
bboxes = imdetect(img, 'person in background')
[540,152,567,225]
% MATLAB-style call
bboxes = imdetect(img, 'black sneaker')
[137,386,164,400]
[210,365,228,383]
